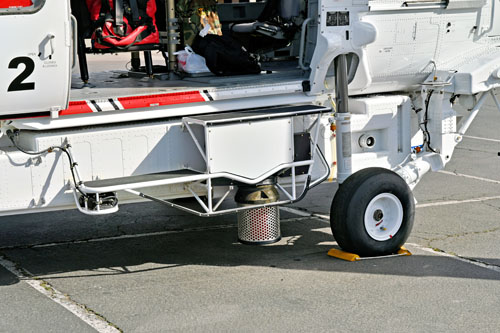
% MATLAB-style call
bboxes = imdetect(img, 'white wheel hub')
[364,193,403,241]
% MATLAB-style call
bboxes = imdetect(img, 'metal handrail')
[298,18,313,71]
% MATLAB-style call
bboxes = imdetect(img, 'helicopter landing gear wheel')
[330,168,415,257]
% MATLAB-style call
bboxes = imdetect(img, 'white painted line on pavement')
[281,168,500,215]
[29,224,237,249]
[314,213,330,220]
[279,207,312,217]
[280,207,330,221]
[283,195,500,218]
[0,255,121,333]
[438,170,500,185]
[0,216,311,250]
[464,135,500,143]
[407,243,500,273]
[416,195,500,208]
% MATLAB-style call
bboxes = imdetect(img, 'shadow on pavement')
[0,266,19,286]
[1,217,499,286]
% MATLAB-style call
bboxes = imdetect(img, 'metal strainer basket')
[237,206,281,245]
[235,185,281,245]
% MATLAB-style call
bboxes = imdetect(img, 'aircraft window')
[0,0,44,15]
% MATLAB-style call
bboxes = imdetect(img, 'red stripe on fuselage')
[117,91,206,109]
[50,90,206,119]
[59,101,93,116]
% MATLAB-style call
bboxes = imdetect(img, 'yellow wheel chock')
[327,246,412,262]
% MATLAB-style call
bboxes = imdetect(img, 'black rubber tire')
[330,167,415,257]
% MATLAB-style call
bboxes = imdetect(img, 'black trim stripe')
[90,100,102,112]
[0,111,50,121]
[109,98,120,111]
[203,90,214,101]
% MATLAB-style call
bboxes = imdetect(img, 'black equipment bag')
[191,34,261,76]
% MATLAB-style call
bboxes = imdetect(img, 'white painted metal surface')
[0,0,71,116]
[206,118,293,179]
[1,0,500,217]
[335,95,412,183]
[307,0,500,96]
[10,93,317,131]
[364,193,403,241]
[0,119,205,214]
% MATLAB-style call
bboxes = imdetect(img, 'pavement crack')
[408,234,432,242]
[481,201,500,213]
[456,146,494,154]
[426,226,500,248]
[421,246,500,272]
[456,255,500,269]
[0,236,100,251]
[424,226,500,268]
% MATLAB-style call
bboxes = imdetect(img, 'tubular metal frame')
[69,112,330,216]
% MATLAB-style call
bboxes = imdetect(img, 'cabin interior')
[69,0,315,99]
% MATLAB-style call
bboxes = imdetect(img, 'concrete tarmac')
[0,57,499,332]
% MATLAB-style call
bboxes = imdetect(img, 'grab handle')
[70,15,78,70]
[298,18,313,71]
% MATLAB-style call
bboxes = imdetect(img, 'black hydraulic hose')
[309,144,330,189]
[290,144,330,204]
[423,90,438,153]
[7,130,55,156]
[6,129,87,198]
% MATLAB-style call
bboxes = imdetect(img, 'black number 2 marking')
[8,57,35,92]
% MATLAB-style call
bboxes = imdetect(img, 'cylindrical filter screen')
[237,206,281,245]
[235,185,281,245]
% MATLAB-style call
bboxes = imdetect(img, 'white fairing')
[0,1,71,116]
[205,119,294,179]
[309,0,500,96]
[335,95,412,183]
